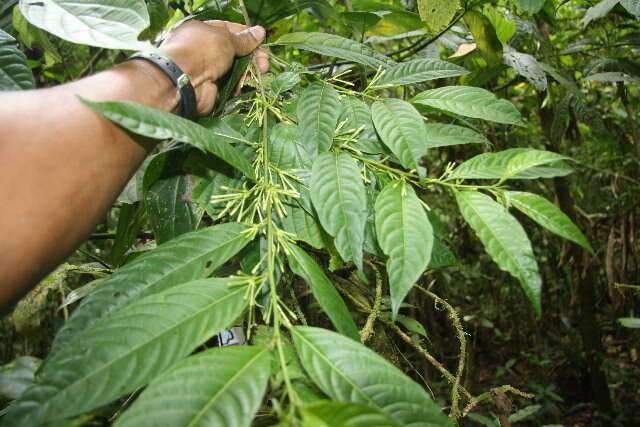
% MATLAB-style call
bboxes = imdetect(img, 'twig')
[360,262,382,343]
[238,0,253,26]
[384,319,473,402]
[288,284,308,326]
[416,285,467,420]
[76,248,112,269]
[396,10,468,61]
[79,48,105,77]
[462,385,534,417]
[389,35,430,58]
[330,276,473,404]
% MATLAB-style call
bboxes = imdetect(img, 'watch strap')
[127,51,197,120]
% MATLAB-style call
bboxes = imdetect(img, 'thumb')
[232,25,266,56]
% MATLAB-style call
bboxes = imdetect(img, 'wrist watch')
[127,51,197,120]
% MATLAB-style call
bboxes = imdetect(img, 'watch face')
[215,327,247,347]
[177,73,190,88]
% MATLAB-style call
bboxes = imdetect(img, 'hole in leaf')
[206,260,213,268]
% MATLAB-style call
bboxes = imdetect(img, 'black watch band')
[127,51,197,120]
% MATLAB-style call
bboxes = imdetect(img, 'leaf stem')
[239,0,299,409]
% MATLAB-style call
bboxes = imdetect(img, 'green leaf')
[215,55,249,114]
[503,46,547,90]
[0,1,16,32]
[371,99,428,174]
[267,124,314,212]
[111,202,146,266]
[342,11,382,34]
[506,191,593,253]
[0,29,35,90]
[412,86,524,126]
[271,71,302,95]
[185,151,244,219]
[620,0,640,17]
[19,0,152,50]
[340,96,387,155]
[467,413,499,427]
[396,315,428,337]
[508,404,542,423]
[270,122,313,170]
[12,6,61,63]
[49,223,250,356]
[456,191,542,316]
[374,58,468,88]
[297,82,343,156]
[292,326,451,426]
[550,95,571,144]
[281,203,326,250]
[569,95,607,135]
[464,10,503,66]
[424,123,489,148]
[501,149,569,181]
[351,1,406,13]
[0,356,41,400]
[365,11,424,38]
[375,182,433,319]
[513,0,545,14]
[274,32,396,68]
[301,401,403,427]
[449,148,572,180]
[483,6,516,44]
[619,317,640,328]
[581,0,620,26]
[145,0,168,37]
[81,99,256,180]
[417,0,459,32]
[429,238,459,269]
[0,26,14,43]
[114,346,271,427]
[146,175,199,244]
[4,278,248,425]
[310,152,367,270]
[287,245,359,340]
[539,63,581,96]
[245,0,336,27]
[584,71,640,83]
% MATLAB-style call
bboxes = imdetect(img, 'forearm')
[0,60,176,308]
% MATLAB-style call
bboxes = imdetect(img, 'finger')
[254,48,270,73]
[203,20,229,29]
[231,25,265,56]
[233,73,251,97]
[195,81,218,117]
[223,21,249,33]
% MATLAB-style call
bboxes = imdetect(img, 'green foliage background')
[1,0,639,426]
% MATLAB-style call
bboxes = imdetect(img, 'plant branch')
[383,319,473,403]
[396,10,468,62]
[330,275,473,405]
[79,48,106,77]
[360,262,382,343]
[462,385,534,417]
[238,0,300,410]
[416,285,467,420]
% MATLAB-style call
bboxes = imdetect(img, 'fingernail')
[249,25,265,41]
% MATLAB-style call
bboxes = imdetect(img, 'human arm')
[0,20,267,309]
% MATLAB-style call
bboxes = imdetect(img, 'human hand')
[159,20,269,116]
